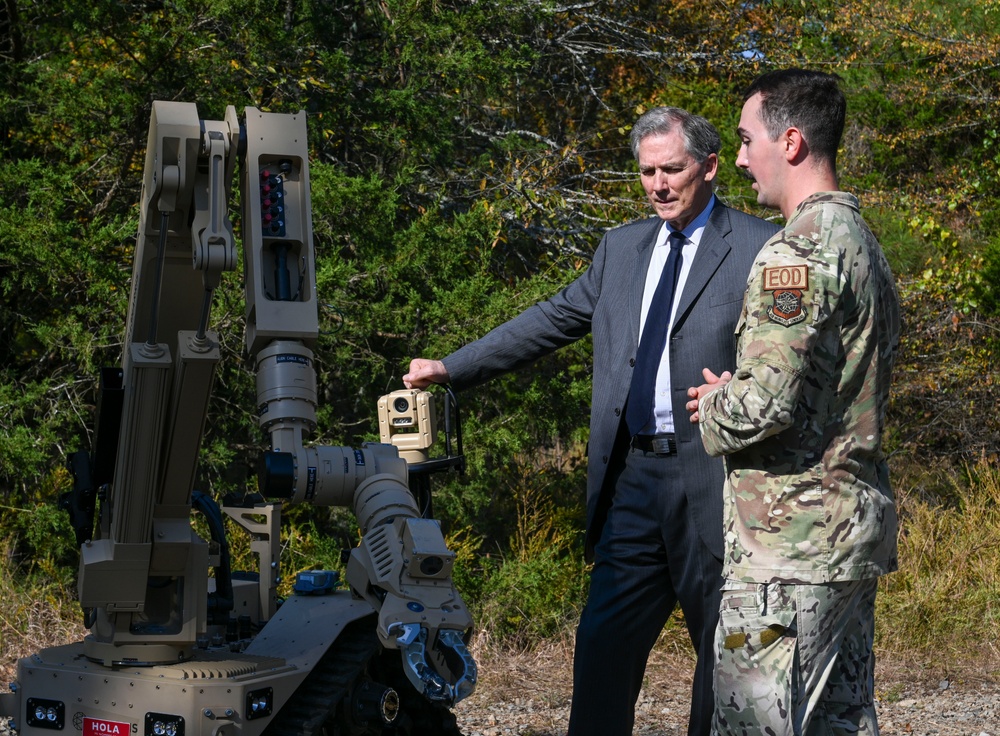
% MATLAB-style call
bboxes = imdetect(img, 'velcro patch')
[723,632,749,650]
[758,623,787,647]
[763,264,809,291]
[763,265,809,327]
[767,289,806,326]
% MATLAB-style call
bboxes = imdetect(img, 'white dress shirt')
[635,196,716,434]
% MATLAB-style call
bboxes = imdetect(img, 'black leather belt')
[631,433,677,456]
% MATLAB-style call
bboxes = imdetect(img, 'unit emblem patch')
[763,265,809,327]
[767,289,806,326]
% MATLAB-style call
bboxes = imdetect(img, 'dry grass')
[876,453,1000,679]
[0,589,86,684]
[467,633,578,705]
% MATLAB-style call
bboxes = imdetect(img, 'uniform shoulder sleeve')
[698,229,844,456]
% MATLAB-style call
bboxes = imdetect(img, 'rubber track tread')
[261,616,381,736]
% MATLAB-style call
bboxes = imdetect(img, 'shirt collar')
[658,194,716,247]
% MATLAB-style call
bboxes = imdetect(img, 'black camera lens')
[393,397,410,413]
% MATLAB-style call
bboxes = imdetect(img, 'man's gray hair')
[629,107,721,163]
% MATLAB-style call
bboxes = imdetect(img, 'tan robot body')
[0,102,474,736]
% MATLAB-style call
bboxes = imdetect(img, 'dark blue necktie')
[625,231,686,436]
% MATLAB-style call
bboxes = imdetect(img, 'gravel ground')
[454,642,1000,736]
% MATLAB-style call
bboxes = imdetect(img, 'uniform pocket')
[717,581,796,654]
[714,582,798,736]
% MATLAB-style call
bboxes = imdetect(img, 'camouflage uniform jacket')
[698,192,901,584]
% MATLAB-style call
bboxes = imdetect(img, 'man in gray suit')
[403,107,780,736]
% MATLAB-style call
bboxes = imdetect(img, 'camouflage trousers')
[713,578,879,736]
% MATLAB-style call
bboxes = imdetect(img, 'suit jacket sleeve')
[442,232,612,390]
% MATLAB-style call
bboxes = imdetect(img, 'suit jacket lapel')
[630,217,664,344]
[672,203,733,328]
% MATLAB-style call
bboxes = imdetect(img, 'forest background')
[2,0,1000,681]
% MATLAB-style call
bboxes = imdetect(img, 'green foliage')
[0,159,129,497]
[854,205,926,277]
[0,466,78,589]
[475,545,588,647]
[465,481,589,648]
[278,506,360,591]
[976,237,1000,317]
[5,500,79,588]
[881,187,1000,470]
[0,0,998,662]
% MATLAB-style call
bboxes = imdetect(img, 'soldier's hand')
[403,358,450,389]
[686,368,732,423]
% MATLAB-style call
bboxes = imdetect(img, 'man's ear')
[703,152,719,182]
[784,127,805,162]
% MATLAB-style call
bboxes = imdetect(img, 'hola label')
[84,718,131,736]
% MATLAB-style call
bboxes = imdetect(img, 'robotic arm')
[69,101,475,704]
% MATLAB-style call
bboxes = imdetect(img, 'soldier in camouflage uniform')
[686,69,901,735]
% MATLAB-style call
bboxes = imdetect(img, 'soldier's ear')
[783,127,806,163]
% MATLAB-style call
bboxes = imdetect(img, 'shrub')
[877,454,1000,666]
[464,478,589,649]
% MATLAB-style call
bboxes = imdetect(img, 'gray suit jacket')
[443,202,781,560]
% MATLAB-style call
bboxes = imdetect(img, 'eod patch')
[762,264,809,326]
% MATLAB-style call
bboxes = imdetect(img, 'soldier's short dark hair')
[743,69,846,168]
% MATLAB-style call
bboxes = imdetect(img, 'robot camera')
[378,389,438,463]
[393,395,413,417]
